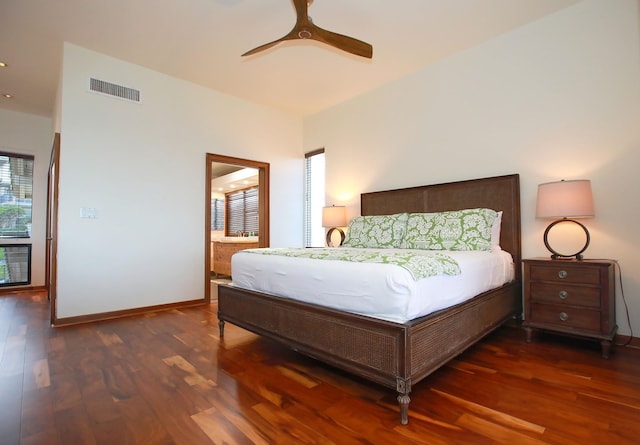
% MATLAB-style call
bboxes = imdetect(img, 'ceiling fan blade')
[242,36,291,57]
[313,25,373,59]
[291,0,311,27]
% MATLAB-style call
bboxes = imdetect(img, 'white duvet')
[230,248,514,323]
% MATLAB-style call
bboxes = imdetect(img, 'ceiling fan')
[242,0,373,59]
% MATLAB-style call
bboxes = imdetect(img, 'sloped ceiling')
[0,0,581,117]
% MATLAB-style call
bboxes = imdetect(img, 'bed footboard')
[217,280,520,424]
[218,284,409,388]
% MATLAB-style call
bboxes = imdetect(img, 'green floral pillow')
[343,213,408,248]
[400,208,499,251]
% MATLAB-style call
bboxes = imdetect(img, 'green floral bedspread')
[242,248,460,281]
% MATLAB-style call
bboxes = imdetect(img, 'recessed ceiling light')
[2,94,13,99]
[0,62,7,67]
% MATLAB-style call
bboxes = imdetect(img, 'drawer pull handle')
[558,290,568,300]
[558,270,568,279]
[559,312,569,321]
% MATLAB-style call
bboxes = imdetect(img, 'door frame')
[205,153,270,303]
[46,133,60,324]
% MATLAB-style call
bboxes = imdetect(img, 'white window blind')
[0,152,34,238]
[226,187,259,236]
[304,149,325,247]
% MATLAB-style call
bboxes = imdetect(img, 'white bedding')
[230,248,514,323]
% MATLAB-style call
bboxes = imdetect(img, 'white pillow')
[491,211,503,251]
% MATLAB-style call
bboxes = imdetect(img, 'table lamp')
[536,179,594,260]
[322,205,347,247]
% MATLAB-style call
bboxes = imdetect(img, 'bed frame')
[217,174,521,424]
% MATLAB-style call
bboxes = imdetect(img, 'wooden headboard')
[361,174,522,282]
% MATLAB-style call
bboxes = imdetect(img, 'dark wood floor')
[1,291,639,445]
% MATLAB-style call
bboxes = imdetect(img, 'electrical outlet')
[80,207,98,219]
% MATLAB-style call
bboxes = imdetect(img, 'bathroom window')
[226,186,259,236]
[211,198,224,231]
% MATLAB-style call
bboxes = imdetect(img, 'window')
[304,149,325,247]
[226,186,259,236]
[211,198,224,231]
[0,244,31,286]
[0,152,34,238]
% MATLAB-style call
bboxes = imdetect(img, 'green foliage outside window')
[0,205,27,235]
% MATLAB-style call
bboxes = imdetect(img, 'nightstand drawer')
[530,303,600,331]
[529,264,600,285]
[529,283,601,308]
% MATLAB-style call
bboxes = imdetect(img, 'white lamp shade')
[322,205,347,227]
[536,179,595,219]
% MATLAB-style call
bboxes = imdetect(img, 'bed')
[217,174,522,424]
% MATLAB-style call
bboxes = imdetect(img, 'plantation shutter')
[226,187,259,236]
[211,198,224,231]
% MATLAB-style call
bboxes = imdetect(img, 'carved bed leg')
[600,339,612,359]
[218,318,225,337]
[524,326,534,343]
[396,377,412,425]
[398,393,411,425]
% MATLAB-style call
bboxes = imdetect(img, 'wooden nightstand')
[523,258,617,358]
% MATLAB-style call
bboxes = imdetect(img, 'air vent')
[89,78,141,103]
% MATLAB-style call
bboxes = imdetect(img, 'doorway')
[205,154,269,303]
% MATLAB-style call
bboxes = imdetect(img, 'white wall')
[304,0,640,336]
[0,109,53,288]
[57,43,303,318]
